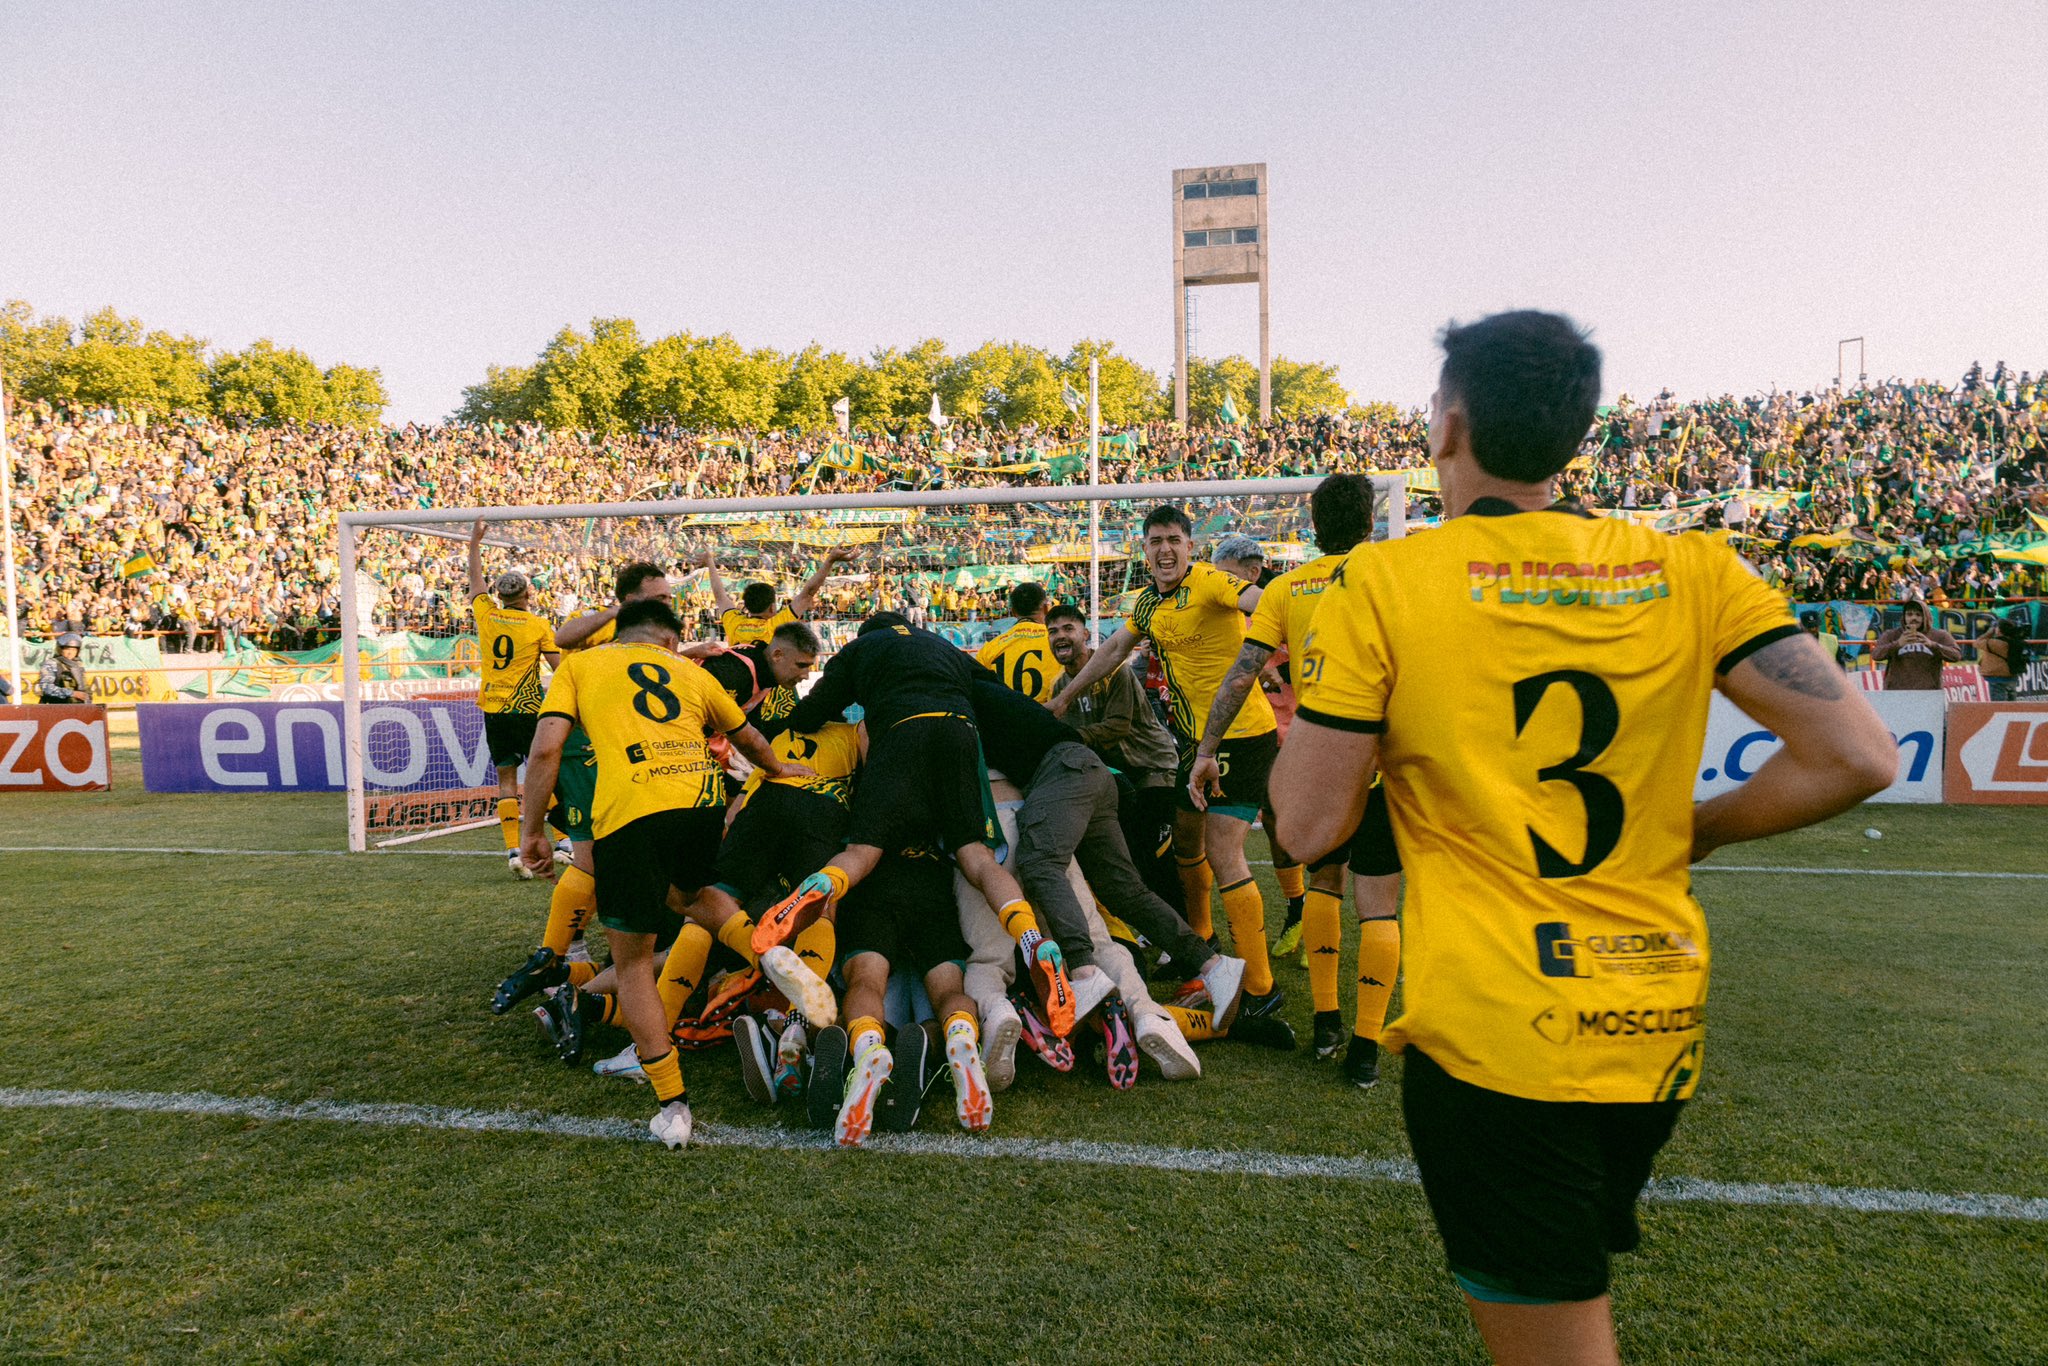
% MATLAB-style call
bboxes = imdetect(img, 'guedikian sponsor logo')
[1530,1002,1706,1045]
[1533,921,1702,979]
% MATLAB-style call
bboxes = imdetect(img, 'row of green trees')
[455,320,1354,433]
[1,300,389,427]
[0,299,1364,433]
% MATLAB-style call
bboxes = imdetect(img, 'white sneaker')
[760,945,839,1028]
[593,1042,647,1084]
[732,1016,776,1106]
[1135,1012,1202,1081]
[553,838,574,866]
[834,1040,893,1149]
[1199,955,1247,1029]
[507,849,535,880]
[946,1028,995,1132]
[650,1099,693,1149]
[1070,964,1117,1023]
[981,1001,1022,1093]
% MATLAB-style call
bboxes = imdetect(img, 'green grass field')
[3,720,2045,1363]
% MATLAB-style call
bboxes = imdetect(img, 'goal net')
[337,473,1417,851]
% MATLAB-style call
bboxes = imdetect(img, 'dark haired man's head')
[1045,603,1090,666]
[766,621,821,686]
[1310,474,1375,555]
[1140,505,1196,591]
[1431,311,1601,498]
[615,597,684,643]
[615,561,669,603]
[858,611,911,636]
[741,582,778,616]
[1008,582,1048,620]
[1901,602,1928,629]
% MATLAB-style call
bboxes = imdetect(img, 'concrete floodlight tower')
[1173,162,1269,424]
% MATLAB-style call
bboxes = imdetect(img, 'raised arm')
[1186,640,1275,809]
[792,547,854,618]
[1692,633,1898,860]
[700,552,735,614]
[728,722,812,781]
[466,519,486,599]
[1046,626,1140,717]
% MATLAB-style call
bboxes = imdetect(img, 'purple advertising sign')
[138,700,490,794]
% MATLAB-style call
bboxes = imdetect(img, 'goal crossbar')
[337,474,1407,850]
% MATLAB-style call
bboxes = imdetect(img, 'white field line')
[2,1086,2043,1224]
[8,846,2048,879]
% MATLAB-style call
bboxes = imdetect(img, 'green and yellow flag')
[120,552,157,579]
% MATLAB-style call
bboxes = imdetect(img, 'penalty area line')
[2,1086,2043,1225]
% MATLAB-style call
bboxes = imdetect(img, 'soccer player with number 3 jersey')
[1272,311,1897,1365]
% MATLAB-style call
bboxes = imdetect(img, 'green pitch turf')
[2,722,2044,1362]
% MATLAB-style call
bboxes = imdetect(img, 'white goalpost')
[337,473,1411,852]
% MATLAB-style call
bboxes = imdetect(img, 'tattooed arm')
[1692,632,1897,860]
[1186,641,1273,811]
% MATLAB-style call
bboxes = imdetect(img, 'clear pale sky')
[4,1,2042,423]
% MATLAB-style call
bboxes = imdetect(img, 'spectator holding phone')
[1871,601,1962,691]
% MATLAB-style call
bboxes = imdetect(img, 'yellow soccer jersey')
[720,605,796,647]
[1125,561,1275,741]
[1245,552,1346,657]
[740,720,861,808]
[1296,503,1798,1105]
[470,594,558,714]
[976,620,1057,702]
[539,643,745,839]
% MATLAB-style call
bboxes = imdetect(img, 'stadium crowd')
[6,364,2044,649]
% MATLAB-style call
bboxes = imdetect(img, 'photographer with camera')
[1977,608,2032,701]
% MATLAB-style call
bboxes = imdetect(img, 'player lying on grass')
[1271,309,1897,1366]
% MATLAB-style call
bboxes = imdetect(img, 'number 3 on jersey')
[1512,670,1625,879]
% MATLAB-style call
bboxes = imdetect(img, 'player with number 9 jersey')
[472,593,559,715]
[539,643,746,839]
[1296,506,1798,1104]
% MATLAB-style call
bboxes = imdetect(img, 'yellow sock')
[1304,887,1344,1013]
[821,864,851,900]
[1164,1002,1225,1043]
[944,1009,978,1044]
[1176,856,1214,938]
[1355,918,1401,1041]
[566,961,598,988]
[1220,877,1274,996]
[497,797,521,852]
[1275,862,1305,900]
[997,900,1039,943]
[541,865,597,956]
[716,913,759,966]
[794,917,836,981]
[849,1015,884,1055]
[656,924,714,1026]
[639,1047,685,1103]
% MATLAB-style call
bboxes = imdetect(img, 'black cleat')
[493,948,567,1015]
[1312,1011,1346,1060]
[1239,986,1287,1020]
[878,1023,932,1133]
[1228,1014,1297,1051]
[548,983,589,1065]
[807,1025,849,1132]
[1344,1037,1381,1090]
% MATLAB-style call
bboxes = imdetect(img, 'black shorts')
[592,807,727,935]
[1401,1048,1684,1303]
[714,783,850,903]
[1309,782,1402,877]
[1175,728,1278,816]
[848,715,992,853]
[483,710,539,768]
[837,852,970,977]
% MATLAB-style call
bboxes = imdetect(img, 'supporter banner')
[1025,541,1128,563]
[138,699,490,795]
[1943,701,2048,805]
[188,632,475,699]
[1852,664,1988,703]
[2,635,180,708]
[0,704,111,792]
[1696,690,1945,804]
